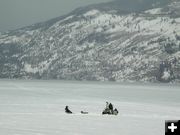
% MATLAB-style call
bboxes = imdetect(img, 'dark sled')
[81,111,88,114]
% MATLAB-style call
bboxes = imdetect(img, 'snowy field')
[0,80,180,135]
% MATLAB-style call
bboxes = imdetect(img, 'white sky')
[0,0,112,32]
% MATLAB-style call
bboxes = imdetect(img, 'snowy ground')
[0,80,180,135]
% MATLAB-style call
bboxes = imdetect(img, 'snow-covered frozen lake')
[0,80,180,135]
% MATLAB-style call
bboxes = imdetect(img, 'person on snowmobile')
[65,106,72,114]
[102,102,110,114]
[102,102,113,114]
[106,102,110,110]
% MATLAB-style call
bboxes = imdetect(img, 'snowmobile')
[102,108,118,115]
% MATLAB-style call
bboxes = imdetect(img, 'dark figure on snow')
[65,106,72,114]
[109,103,113,114]
[113,108,118,115]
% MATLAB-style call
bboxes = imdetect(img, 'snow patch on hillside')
[84,10,100,16]
[24,64,38,73]
[145,8,162,14]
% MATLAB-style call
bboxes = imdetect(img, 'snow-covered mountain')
[0,0,180,82]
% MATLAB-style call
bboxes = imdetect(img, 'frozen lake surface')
[0,80,180,135]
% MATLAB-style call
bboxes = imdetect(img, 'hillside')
[0,0,180,82]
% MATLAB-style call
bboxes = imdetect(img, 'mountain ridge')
[0,0,180,83]
[1,0,171,34]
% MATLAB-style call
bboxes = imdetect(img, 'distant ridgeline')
[0,0,180,83]
[86,0,170,12]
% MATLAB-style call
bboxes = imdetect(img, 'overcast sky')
[0,0,112,32]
